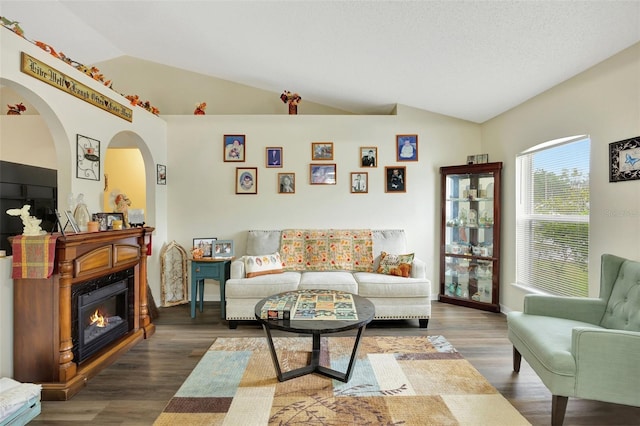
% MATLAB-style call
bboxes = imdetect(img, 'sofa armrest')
[524,294,606,324]
[572,327,640,406]
[230,258,246,279]
[411,258,427,279]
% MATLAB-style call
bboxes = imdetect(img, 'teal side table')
[189,258,232,319]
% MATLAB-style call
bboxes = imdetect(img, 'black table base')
[261,324,367,382]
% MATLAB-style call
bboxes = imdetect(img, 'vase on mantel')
[289,103,298,115]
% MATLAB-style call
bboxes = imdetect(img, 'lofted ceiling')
[1,0,639,123]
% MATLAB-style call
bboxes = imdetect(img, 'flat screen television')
[0,161,58,255]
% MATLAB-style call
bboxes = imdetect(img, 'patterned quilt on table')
[279,229,374,273]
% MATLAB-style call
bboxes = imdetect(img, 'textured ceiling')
[1,0,639,123]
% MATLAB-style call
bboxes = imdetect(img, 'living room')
[0,2,639,424]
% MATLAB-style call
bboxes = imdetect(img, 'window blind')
[516,136,590,297]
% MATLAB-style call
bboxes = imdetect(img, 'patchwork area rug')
[154,335,530,425]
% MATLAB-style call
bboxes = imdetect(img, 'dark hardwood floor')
[31,302,640,425]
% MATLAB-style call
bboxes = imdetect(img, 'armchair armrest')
[230,258,246,279]
[524,294,606,325]
[572,327,640,406]
[411,258,427,279]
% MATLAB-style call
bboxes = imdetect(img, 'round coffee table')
[255,290,374,382]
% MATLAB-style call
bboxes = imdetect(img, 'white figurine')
[6,204,46,236]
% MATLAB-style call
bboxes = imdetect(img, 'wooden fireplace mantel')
[12,227,155,401]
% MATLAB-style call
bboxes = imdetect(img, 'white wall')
[0,27,168,378]
[164,106,480,301]
[482,42,640,311]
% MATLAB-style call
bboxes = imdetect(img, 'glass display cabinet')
[439,162,502,312]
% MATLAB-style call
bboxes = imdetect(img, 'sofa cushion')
[246,230,282,256]
[225,272,301,298]
[299,271,358,293]
[244,252,284,278]
[354,272,430,298]
[376,251,414,277]
[372,230,408,269]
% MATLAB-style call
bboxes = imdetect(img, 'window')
[516,136,590,297]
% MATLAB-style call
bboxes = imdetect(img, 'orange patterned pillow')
[376,251,414,278]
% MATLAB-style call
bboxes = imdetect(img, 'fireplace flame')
[90,309,109,327]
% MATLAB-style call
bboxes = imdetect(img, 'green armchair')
[507,253,640,425]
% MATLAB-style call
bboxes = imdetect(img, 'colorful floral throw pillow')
[376,251,414,278]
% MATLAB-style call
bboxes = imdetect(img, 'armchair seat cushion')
[508,312,604,377]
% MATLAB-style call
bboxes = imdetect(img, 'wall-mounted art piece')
[236,167,258,194]
[396,134,418,161]
[76,134,100,180]
[609,136,640,182]
[312,142,334,160]
[157,164,167,184]
[310,164,336,185]
[278,172,295,194]
[351,172,368,193]
[224,134,246,162]
[360,146,377,167]
[266,147,282,168]
[385,166,406,193]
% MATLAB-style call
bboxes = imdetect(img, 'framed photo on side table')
[213,240,234,257]
[193,237,216,258]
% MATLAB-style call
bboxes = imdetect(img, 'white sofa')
[225,229,431,329]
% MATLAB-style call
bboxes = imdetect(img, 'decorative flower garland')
[6,102,26,115]
[1,16,160,116]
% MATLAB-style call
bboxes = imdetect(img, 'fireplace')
[72,268,135,363]
[12,227,155,400]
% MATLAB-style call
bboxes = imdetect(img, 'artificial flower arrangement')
[6,102,26,115]
[1,16,160,116]
[191,247,204,259]
[280,90,302,106]
[194,102,207,115]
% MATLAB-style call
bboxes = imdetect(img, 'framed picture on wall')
[157,164,166,184]
[76,134,101,180]
[236,167,257,194]
[360,147,377,167]
[223,134,246,162]
[310,164,336,184]
[609,136,640,182]
[266,147,283,168]
[385,166,406,193]
[351,172,368,193]
[278,172,295,194]
[396,134,418,161]
[311,142,334,160]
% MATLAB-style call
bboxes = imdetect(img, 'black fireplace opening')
[72,268,135,363]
